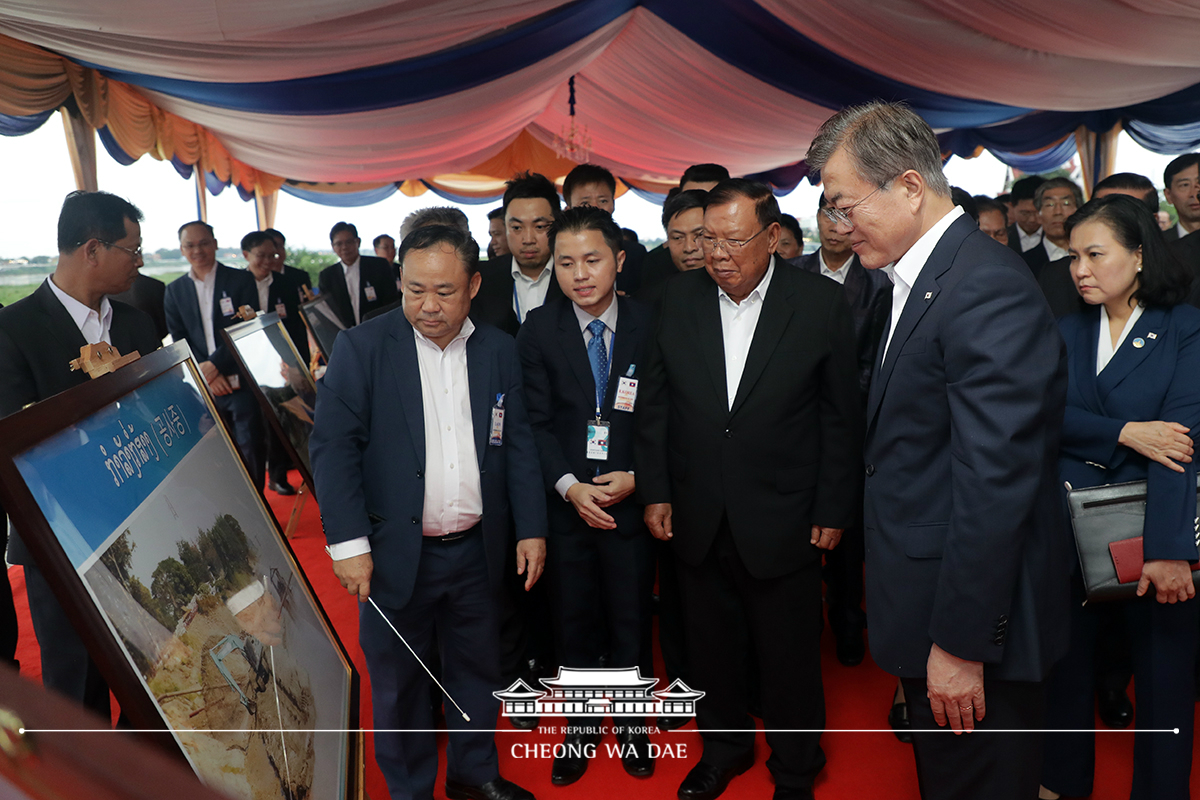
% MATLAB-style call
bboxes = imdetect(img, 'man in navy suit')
[517,207,656,784]
[164,221,264,489]
[311,225,546,800]
[317,221,399,328]
[808,102,1070,800]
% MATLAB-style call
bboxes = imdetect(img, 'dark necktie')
[587,318,609,411]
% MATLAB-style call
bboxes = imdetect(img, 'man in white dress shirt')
[311,225,546,800]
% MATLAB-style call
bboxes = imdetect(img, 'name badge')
[364,283,377,303]
[275,302,288,319]
[220,295,235,316]
[586,421,610,461]
[489,393,505,446]
[613,377,638,413]
[228,374,240,390]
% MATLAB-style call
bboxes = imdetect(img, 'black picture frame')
[221,312,316,492]
[0,342,360,800]
[299,295,345,361]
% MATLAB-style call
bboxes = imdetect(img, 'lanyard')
[512,283,522,324]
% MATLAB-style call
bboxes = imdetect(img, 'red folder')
[1109,537,1200,584]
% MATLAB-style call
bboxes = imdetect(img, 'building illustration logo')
[494,667,704,718]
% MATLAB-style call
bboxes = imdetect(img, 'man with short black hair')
[312,224,545,800]
[487,207,509,260]
[776,215,803,260]
[1162,154,1200,241]
[317,222,400,328]
[474,172,564,336]
[563,164,646,295]
[679,163,731,193]
[974,196,1010,247]
[639,189,710,302]
[166,221,264,488]
[1007,174,1047,254]
[0,190,160,715]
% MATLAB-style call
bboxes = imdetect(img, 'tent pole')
[194,169,208,222]
[59,100,98,192]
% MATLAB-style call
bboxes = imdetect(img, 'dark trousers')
[24,561,111,716]
[360,533,501,800]
[656,538,689,684]
[901,676,1044,800]
[0,515,17,668]
[547,512,655,731]
[676,521,825,793]
[215,390,264,492]
[265,419,291,486]
[1043,576,1198,799]
[823,522,866,635]
[498,528,553,684]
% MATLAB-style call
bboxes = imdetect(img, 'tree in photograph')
[100,529,135,586]
[151,557,198,625]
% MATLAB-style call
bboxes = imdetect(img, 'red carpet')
[11,474,1200,798]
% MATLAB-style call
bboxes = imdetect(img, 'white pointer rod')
[367,596,472,722]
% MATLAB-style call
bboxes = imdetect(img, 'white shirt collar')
[189,264,217,285]
[413,316,476,351]
[511,260,552,285]
[46,275,112,340]
[255,273,273,288]
[342,256,361,272]
[572,295,619,335]
[1044,238,1070,262]
[718,256,776,307]
[893,206,965,290]
[1177,222,1190,240]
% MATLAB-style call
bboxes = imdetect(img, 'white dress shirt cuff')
[555,473,580,500]
[326,536,371,560]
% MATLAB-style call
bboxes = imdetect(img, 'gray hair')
[400,206,471,239]
[1034,177,1084,210]
[806,101,951,198]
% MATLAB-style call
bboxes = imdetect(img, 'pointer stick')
[368,597,471,722]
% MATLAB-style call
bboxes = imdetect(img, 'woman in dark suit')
[1041,195,1200,800]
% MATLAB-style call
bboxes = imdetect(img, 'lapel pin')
[1132,337,1145,349]
[1148,332,1158,340]
[924,292,932,300]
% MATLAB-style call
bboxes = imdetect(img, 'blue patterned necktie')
[587,318,609,412]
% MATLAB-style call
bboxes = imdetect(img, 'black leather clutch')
[1065,476,1200,603]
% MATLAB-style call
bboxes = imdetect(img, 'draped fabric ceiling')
[2,0,1200,206]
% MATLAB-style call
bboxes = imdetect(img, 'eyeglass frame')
[96,240,144,260]
[698,226,768,256]
[821,177,898,228]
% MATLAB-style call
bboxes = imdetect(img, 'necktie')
[587,318,609,412]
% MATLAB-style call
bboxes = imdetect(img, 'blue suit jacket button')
[865,464,875,477]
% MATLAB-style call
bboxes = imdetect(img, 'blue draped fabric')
[97,126,137,165]
[280,182,400,206]
[420,181,503,205]
[205,170,227,196]
[171,154,194,179]
[0,110,53,136]
[77,0,640,115]
[1126,120,1200,155]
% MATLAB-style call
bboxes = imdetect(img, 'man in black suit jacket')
[792,195,891,668]
[1163,154,1200,242]
[808,102,1070,800]
[0,190,160,715]
[109,272,167,341]
[265,228,314,293]
[637,180,862,800]
[517,208,656,784]
[311,225,544,800]
[165,221,264,489]
[1006,174,1046,255]
[473,172,563,336]
[1022,178,1082,280]
[317,221,399,328]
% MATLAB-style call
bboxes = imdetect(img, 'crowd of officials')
[2,102,1200,800]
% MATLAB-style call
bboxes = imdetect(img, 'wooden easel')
[283,483,309,539]
[69,343,140,379]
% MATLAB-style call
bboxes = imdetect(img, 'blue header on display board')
[15,366,214,569]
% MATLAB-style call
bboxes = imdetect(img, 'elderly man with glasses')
[637,178,863,800]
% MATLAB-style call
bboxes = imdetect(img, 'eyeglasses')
[1040,198,1077,212]
[821,182,891,228]
[99,240,143,259]
[698,227,766,255]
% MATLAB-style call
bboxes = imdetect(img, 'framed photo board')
[221,313,316,491]
[0,343,360,800]
[299,295,345,361]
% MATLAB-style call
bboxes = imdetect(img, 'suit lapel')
[730,263,793,417]
[388,317,426,467]
[1096,306,1166,400]
[34,281,86,358]
[557,302,596,409]
[466,329,494,468]
[694,278,729,411]
[1073,308,1106,415]
[604,297,638,411]
[842,257,865,309]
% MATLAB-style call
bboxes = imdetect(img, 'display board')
[0,343,359,800]
[299,295,345,361]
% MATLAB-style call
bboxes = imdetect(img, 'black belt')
[423,521,481,544]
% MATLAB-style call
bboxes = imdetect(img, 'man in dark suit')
[974,196,1010,248]
[517,207,656,784]
[316,221,399,328]
[109,272,168,341]
[1006,174,1046,255]
[164,221,264,489]
[636,189,709,308]
[1022,177,1083,281]
[637,179,863,800]
[242,231,311,496]
[1162,153,1200,242]
[473,172,564,336]
[792,194,891,668]
[264,228,313,293]
[0,190,160,714]
[311,225,545,800]
[807,101,1070,800]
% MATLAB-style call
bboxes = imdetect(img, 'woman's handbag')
[1065,476,1200,603]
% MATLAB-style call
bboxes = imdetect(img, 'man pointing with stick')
[311,225,547,800]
